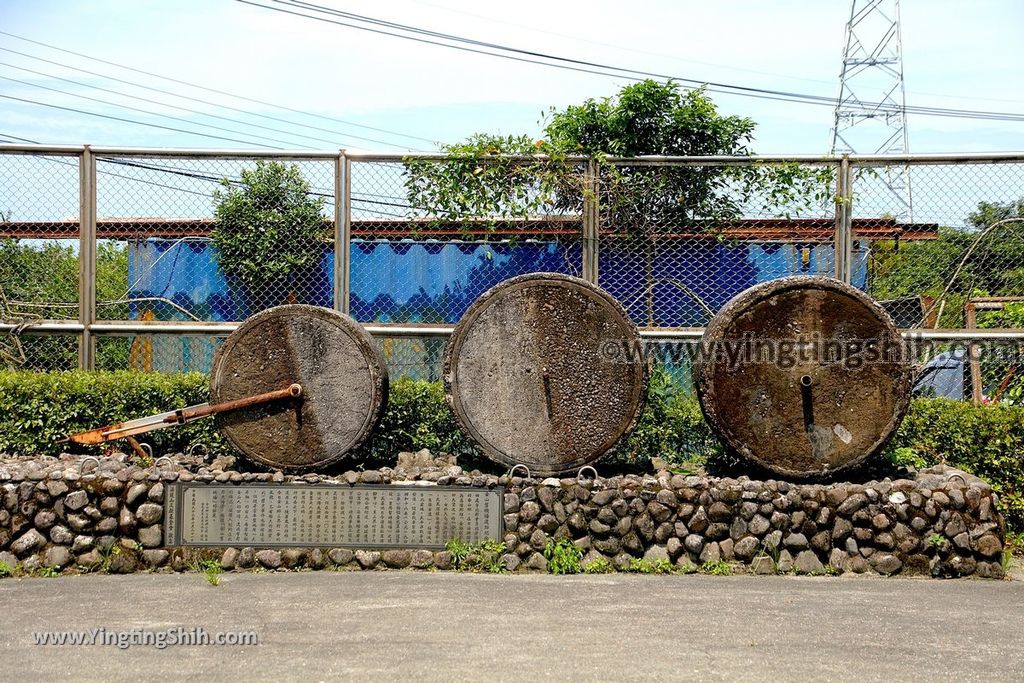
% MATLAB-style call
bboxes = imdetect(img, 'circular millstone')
[695,276,911,480]
[211,304,388,470]
[444,273,648,476]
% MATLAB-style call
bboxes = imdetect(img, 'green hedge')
[887,398,1024,530]
[0,371,224,458]
[1,370,1021,529]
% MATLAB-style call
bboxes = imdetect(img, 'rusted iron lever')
[59,383,303,446]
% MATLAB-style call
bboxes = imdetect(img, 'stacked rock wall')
[0,454,1007,578]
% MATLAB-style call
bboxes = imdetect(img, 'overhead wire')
[0,30,439,145]
[243,0,1024,123]
[0,74,315,149]
[0,93,284,148]
[0,46,429,150]
[0,60,388,150]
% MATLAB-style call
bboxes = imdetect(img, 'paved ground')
[1,571,1022,682]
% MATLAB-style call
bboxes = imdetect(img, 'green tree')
[405,80,831,234]
[1,239,127,370]
[870,198,1024,327]
[212,161,327,312]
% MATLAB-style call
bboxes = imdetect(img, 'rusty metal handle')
[166,383,303,423]
[62,383,303,446]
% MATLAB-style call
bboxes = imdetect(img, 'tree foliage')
[869,198,1024,327]
[404,133,566,232]
[0,239,127,369]
[544,80,754,157]
[404,80,832,235]
[212,161,326,306]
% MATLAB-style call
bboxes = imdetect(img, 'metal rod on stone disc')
[60,384,303,446]
[800,375,814,434]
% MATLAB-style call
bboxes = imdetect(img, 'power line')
[242,0,1024,123]
[0,93,284,147]
[0,30,439,145]
[0,132,411,215]
[0,74,315,149]
[0,60,370,149]
[0,47,424,150]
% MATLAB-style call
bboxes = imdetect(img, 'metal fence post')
[582,158,600,284]
[78,145,96,370]
[333,150,346,313]
[339,151,352,315]
[833,155,853,283]
[843,157,855,284]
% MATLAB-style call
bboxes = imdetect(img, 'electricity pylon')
[830,0,912,220]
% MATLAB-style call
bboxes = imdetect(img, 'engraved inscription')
[164,484,504,549]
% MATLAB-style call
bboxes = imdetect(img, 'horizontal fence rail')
[2,145,1023,404]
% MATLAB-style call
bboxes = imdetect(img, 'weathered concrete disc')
[695,276,911,480]
[211,305,388,470]
[444,273,648,476]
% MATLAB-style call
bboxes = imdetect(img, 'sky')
[1,0,1023,155]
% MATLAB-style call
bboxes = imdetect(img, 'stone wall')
[0,452,1007,579]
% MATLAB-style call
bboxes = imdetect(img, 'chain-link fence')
[598,159,836,327]
[2,145,1023,403]
[348,155,586,324]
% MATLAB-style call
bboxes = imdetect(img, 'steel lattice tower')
[830,0,912,219]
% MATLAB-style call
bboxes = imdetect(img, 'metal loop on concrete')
[78,456,100,476]
[188,443,208,459]
[577,465,598,482]
[154,456,173,470]
[509,464,531,480]
[948,473,968,486]
[139,443,153,459]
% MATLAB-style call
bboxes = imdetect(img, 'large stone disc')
[695,276,911,480]
[444,273,648,476]
[211,305,388,470]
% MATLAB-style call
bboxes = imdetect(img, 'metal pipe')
[87,322,239,334]
[78,145,96,371]
[4,322,1024,342]
[344,151,589,162]
[582,158,599,284]
[341,153,352,315]
[0,323,85,334]
[0,143,85,154]
[85,147,338,159]
[833,156,849,281]
[6,145,1024,164]
[333,150,345,313]
[847,152,1024,165]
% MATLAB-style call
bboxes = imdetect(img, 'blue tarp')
[126,237,868,374]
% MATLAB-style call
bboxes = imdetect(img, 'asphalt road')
[1,571,1022,682]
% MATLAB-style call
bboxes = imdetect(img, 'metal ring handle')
[509,464,531,479]
[154,456,173,470]
[78,456,100,476]
[188,443,208,458]
[577,465,598,482]
[138,443,153,459]
[947,473,967,486]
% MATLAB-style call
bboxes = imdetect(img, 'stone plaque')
[164,484,504,549]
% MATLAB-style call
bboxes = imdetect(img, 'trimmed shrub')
[355,377,472,464]
[1,371,1021,530]
[0,371,225,458]
[885,398,1024,530]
